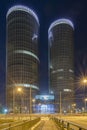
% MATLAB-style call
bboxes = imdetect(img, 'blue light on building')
[35,95,55,113]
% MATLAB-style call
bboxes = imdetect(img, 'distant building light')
[50,64,53,69]
[52,69,64,74]
[63,89,72,92]
[50,91,54,94]
[43,96,48,100]
[69,69,74,73]
[58,76,63,79]
[4,109,8,113]
[48,32,53,46]
[52,70,56,74]
[35,95,54,100]
[32,34,38,41]
[10,83,39,90]
[58,69,64,72]
[49,32,53,39]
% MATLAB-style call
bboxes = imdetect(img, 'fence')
[51,117,87,130]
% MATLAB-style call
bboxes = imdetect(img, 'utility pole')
[29,86,32,122]
[13,87,15,113]
[59,91,62,114]
[29,87,32,120]
[85,98,87,112]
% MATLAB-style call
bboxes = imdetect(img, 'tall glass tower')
[6,5,39,113]
[48,19,75,112]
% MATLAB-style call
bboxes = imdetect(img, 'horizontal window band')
[8,83,39,90]
[14,50,39,61]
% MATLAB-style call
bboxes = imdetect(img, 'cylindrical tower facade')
[6,5,39,113]
[48,19,75,112]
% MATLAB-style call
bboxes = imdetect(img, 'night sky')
[0,0,87,106]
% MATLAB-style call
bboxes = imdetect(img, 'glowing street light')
[72,103,76,107]
[4,109,8,114]
[80,76,87,86]
[84,98,87,101]
[83,79,87,84]
[17,87,23,113]
[17,87,22,92]
[32,99,35,103]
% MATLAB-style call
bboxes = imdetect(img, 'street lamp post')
[84,98,87,112]
[59,91,62,114]
[80,77,87,112]
[72,103,76,113]
[30,87,32,115]
[29,86,32,121]
[13,87,15,113]
[17,87,22,113]
[13,87,23,113]
[32,99,36,113]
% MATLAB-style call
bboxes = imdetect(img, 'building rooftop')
[6,5,39,25]
[48,18,74,33]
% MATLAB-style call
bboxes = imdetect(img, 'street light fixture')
[80,76,87,87]
[32,99,35,103]
[17,87,22,92]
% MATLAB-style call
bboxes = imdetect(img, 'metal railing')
[1,117,40,130]
[51,117,87,130]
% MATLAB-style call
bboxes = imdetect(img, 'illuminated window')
[63,89,72,92]
[58,76,63,79]
[58,69,64,72]
[52,69,64,74]
[69,69,74,73]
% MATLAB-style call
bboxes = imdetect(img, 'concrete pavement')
[33,117,59,130]
[41,119,58,130]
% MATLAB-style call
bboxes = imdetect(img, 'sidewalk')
[41,119,58,130]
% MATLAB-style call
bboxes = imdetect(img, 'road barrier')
[1,117,40,130]
[51,117,87,130]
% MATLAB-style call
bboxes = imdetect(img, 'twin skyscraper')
[6,5,74,113]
